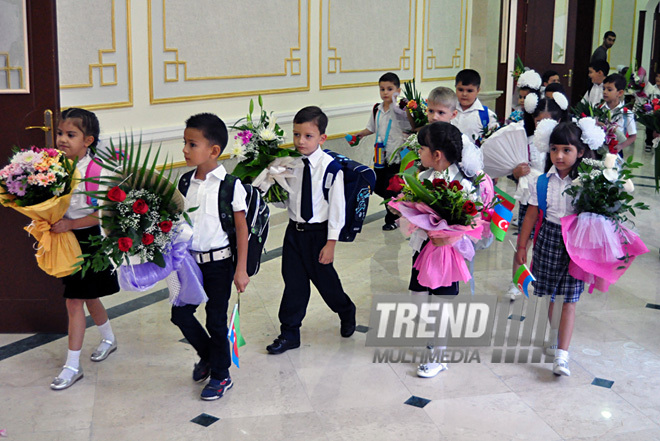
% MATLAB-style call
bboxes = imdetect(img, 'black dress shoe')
[266,337,300,354]
[382,223,398,231]
[340,321,356,338]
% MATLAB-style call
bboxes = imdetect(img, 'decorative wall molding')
[421,0,468,82]
[319,0,416,89]
[58,0,133,110]
[148,0,310,103]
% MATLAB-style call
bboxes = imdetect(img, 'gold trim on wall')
[319,0,416,90]
[59,0,133,110]
[0,53,24,89]
[421,0,467,82]
[148,0,310,104]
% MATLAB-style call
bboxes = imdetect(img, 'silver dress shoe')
[90,338,117,362]
[50,365,83,390]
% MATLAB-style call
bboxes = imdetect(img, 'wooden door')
[650,7,660,80]
[0,0,67,332]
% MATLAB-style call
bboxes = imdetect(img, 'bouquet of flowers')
[624,64,647,106]
[401,78,428,128]
[561,154,649,293]
[229,96,299,203]
[511,54,526,82]
[572,101,627,154]
[388,173,489,288]
[0,146,82,277]
[82,136,206,305]
[633,97,660,188]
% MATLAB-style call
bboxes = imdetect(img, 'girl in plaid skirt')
[515,121,595,377]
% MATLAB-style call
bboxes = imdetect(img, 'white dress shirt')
[283,147,345,241]
[583,83,603,106]
[452,98,499,143]
[64,153,97,225]
[365,102,412,162]
[184,164,247,252]
[528,165,576,224]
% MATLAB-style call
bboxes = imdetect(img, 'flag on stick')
[490,202,513,241]
[513,263,535,297]
[227,303,245,368]
[494,185,516,211]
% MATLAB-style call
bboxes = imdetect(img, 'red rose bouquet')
[81,136,205,305]
[388,173,490,288]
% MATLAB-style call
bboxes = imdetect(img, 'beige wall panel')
[421,0,467,82]
[320,0,416,89]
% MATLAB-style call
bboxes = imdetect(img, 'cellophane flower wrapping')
[0,146,82,277]
[561,155,649,293]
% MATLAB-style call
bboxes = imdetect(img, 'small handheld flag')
[345,134,361,146]
[494,185,516,211]
[490,202,513,241]
[513,263,535,297]
[227,303,245,368]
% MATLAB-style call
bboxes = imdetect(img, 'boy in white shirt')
[352,72,412,230]
[643,72,660,151]
[451,69,498,145]
[583,60,609,106]
[601,73,636,153]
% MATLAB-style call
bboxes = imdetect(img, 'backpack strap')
[218,174,238,253]
[478,106,490,130]
[177,170,195,196]
[533,173,549,243]
[622,110,629,137]
[372,103,380,121]
[84,157,104,206]
[322,159,342,201]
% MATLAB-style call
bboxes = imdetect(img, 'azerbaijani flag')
[490,202,513,241]
[227,303,246,368]
[513,263,535,297]
[494,185,516,211]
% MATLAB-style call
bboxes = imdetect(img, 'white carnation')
[533,118,559,153]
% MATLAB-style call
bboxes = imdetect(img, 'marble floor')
[1,142,660,440]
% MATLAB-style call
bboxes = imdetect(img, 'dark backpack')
[178,171,269,276]
[322,150,377,242]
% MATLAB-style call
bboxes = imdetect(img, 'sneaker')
[553,350,570,376]
[506,283,521,300]
[201,377,233,401]
[416,362,448,378]
[192,359,211,383]
[382,223,398,231]
[645,145,653,153]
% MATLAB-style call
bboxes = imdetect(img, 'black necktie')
[301,158,313,222]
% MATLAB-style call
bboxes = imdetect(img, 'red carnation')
[463,200,478,216]
[158,220,173,233]
[580,113,587,118]
[386,175,405,193]
[449,180,463,191]
[141,233,155,246]
[118,237,133,252]
[132,199,148,214]
[107,186,126,202]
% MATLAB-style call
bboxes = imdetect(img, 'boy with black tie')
[267,106,356,354]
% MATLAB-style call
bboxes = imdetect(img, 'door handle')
[562,69,573,87]
[24,109,54,147]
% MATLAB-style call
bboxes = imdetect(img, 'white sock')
[555,349,569,361]
[58,349,81,380]
[96,320,115,351]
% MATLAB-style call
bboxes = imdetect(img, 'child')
[267,106,356,355]
[515,121,594,376]
[409,122,476,378]
[601,73,637,153]
[171,113,250,401]
[541,70,561,89]
[643,72,660,151]
[509,70,543,123]
[506,94,570,300]
[50,108,120,390]
[452,69,499,144]
[583,60,610,106]
[352,72,412,230]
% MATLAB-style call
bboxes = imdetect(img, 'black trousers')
[171,258,234,380]
[409,239,459,295]
[374,163,401,225]
[278,224,356,342]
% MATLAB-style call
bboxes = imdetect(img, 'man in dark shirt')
[591,31,616,63]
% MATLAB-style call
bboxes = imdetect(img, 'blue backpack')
[322,150,377,242]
